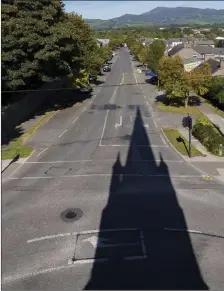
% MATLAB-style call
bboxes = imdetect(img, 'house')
[96,38,110,47]
[168,43,224,62]
[193,39,215,47]
[194,58,224,76]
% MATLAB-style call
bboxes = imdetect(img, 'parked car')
[103,65,111,72]
[79,84,92,93]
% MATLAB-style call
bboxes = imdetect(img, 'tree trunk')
[184,95,189,108]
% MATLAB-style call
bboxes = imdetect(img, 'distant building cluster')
[141,37,224,76]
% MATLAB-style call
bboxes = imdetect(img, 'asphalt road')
[2,48,224,290]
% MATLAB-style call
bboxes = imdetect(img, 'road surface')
[2,48,224,290]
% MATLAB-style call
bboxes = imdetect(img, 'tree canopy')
[2,0,109,94]
[157,55,212,107]
[147,40,166,74]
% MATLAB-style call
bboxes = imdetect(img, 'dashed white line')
[160,134,166,145]
[27,233,71,243]
[25,159,183,164]
[153,120,158,128]
[146,101,149,106]
[37,147,50,157]
[72,117,78,124]
[58,129,67,138]
[10,174,202,180]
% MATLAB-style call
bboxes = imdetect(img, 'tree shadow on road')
[85,107,208,290]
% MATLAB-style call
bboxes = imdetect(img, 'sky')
[63,1,224,20]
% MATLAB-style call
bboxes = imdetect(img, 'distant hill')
[84,7,224,29]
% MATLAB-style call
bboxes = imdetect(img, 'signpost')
[182,114,192,158]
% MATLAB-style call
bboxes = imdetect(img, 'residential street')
[2,47,224,290]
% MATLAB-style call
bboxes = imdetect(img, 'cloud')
[63,1,224,19]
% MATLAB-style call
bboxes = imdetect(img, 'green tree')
[147,40,166,74]
[137,47,149,66]
[2,0,64,91]
[158,56,212,108]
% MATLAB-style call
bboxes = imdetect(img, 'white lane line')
[164,228,203,234]
[72,117,78,124]
[3,150,36,182]
[27,233,71,243]
[99,144,168,147]
[2,253,146,285]
[25,159,183,164]
[133,72,138,85]
[37,147,50,157]
[58,129,67,138]
[140,229,147,256]
[99,75,121,146]
[153,120,157,128]
[10,174,202,180]
[160,134,166,145]
[74,228,139,235]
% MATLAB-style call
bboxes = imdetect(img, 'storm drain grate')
[60,208,83,222]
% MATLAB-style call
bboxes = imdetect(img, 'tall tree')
[147,40,166,74]
[158,56,212,108]
[2,0,64,91]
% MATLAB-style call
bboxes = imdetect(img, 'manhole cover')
[60,208,83,222]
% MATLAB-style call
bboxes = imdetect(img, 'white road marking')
[27,233,71,243]
[3,150,36,182]
[72,117,78,124]
[99,144,168,147]
[10,174,202,180]
[146,101,149,106]
[75,228,139,235]
[140,229,147,256]
[99,75,121,146]
[160,134,166,145]
[144,96,146,99]
[144,124,149,128]
[83,236,140,248]
[133,72,138,85]
[37,147,50,157]
[25,159,183,164]
[58,129,67,138]
[115,116,122,128]
[153,120,157,128]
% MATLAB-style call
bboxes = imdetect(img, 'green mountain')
[84,7,224,29]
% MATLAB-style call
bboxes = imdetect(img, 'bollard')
[219,144,223,156]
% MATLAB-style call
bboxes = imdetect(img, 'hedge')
[192,116,224,156]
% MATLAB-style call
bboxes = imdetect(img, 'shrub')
[192,117,224,156]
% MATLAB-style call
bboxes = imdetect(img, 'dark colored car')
[103,65,111,72]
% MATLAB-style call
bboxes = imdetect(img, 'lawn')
[162,127,203,157]
[2,111,56,160]
[157,101,202,115]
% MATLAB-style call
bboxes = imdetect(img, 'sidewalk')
[197,102,224,135]
[178,127,224,184]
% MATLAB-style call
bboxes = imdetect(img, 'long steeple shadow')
[85,107,208,290]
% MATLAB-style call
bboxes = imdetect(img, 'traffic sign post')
[182,114,193,158]
[188,114,192,158]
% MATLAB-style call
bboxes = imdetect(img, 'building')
[194,58,224,76]
[96,39,110,47]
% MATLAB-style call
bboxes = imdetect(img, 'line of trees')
[2,0,113,98]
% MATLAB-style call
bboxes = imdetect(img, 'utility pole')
[188,113,193,158]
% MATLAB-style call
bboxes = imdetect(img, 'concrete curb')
[160,127,224,185]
